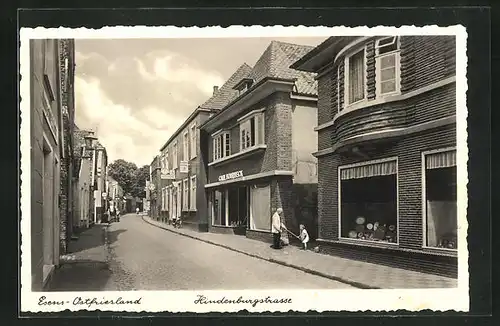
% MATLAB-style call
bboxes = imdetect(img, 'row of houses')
[29,39,116,291]
[146,36,458,277]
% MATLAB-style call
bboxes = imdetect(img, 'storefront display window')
[250,184,271,231]
[339,159,398,243]
[213,190,227,226]
[424,149,457,249]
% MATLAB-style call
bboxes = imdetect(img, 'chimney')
[213,86,219,95]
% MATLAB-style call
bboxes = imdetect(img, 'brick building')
[30,39,67,290]
[156,64,253,232]
[291,35,458,277]
[200,41,318,244]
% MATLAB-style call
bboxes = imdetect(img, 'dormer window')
[233,78,254,96]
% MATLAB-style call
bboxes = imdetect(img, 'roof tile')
[200,63,253,110]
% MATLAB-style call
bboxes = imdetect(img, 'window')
[182,178,189,211]
[161,187,165,211]
[190,175,197,211]
[183,131,189,161]
[172,142,178,169]
[345,48,366,105]
[213,132,231,161]
[164,151,169,171]
[249,184,271,231]
[190,124,197,159]
[240,112,265,151]
[166,186,171,212]
[375,36,401,96]
[423,149,457,250]
[339,159,398,244]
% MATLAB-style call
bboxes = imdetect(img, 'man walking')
[272,208,284,249]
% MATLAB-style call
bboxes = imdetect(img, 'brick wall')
[317,125,457,276]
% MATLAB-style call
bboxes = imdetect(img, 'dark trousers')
[273,232,282,249]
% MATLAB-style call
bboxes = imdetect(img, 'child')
[299,224,310,250]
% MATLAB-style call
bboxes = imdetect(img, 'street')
[103,214,354,290]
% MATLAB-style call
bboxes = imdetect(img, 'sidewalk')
[49,224,111,291]
[143,216,457,289]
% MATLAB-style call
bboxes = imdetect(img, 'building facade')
[200,41,319,244]
[107,176,125,213]
[157,64,253,232]
[58,39,76,253]
[292,35,457,277]
[30,39,66,290]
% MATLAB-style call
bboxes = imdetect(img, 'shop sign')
[218,170,244,182]
[161,168,175,180]
[179,161,189,173]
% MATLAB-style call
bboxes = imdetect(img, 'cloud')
[74,76,184,166]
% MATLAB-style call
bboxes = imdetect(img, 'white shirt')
[271,212,281,234]
[300,229,310,243]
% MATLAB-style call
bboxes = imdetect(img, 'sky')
[74,37,326,167]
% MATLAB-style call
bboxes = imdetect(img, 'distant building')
[292,35,457,277]
[148,155,161,220]
[200,41,319,244]
[107,176,125,213]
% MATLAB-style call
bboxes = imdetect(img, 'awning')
[340,160,397,180]
[426,150,457,169]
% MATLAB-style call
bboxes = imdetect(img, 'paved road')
[104,214,354,290]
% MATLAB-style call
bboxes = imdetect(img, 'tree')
[131,165,150,198]
[108,159,138,195]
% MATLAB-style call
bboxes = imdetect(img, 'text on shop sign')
[218,170,244,182]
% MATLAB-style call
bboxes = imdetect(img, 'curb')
[142,216,377,289]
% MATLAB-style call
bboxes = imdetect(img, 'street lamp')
[84,134,98,148]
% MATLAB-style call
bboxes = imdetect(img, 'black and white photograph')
[19,25,469,313]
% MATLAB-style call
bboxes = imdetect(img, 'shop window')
[423,149,457,250]
[213,190,228,226]
[212,132,230,161]
[339,159,398,243]
[239,112,265,151]
[375,36,401,97]
[249,184,271,231]
[345,48,366,105]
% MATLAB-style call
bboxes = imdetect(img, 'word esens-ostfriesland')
[194,294,292,307]
[38,296,142,308]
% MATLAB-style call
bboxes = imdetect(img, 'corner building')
[200,41,319,244]
[292,36,458,277]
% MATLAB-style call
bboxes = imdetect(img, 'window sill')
[209,144,267,167]
[318,237,399,250]
[422,246,458,257]
[248,229,272,234]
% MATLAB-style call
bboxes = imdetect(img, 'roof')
[290,36,361,72]
[247,41,318,96]
[200,63,253,110]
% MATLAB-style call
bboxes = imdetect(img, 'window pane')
[348,50,365,103]
[380,55,396,69]
[250,117,256,146]
[340,175,397,243]
[425,167,457,249]
[250,185,271,231]
[378,42,398,54]
[378,37,395,46]
[380,80,396,93]
[381,67,396,81]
